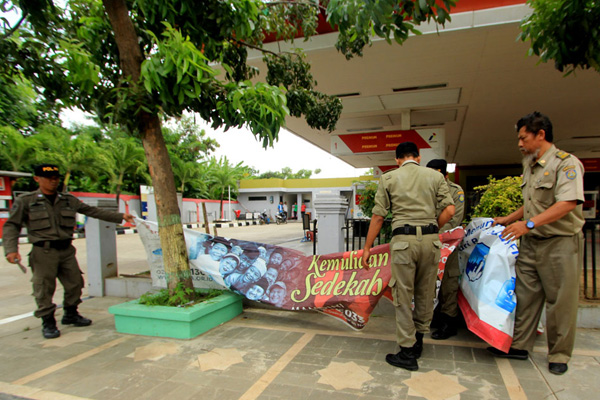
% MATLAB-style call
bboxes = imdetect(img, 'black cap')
[426,159,447,175]
[34,164,60,177]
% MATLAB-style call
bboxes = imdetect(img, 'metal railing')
[583,219,599,300]
[342,218,392,252]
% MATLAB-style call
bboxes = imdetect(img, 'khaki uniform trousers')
[389,231,441,347]
[438,249,460,317]
[29,245,84,318]
[511,233,582,363]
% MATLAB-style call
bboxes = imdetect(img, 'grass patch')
[138,283,224,307]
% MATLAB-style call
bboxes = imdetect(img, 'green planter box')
[108,291,244,339]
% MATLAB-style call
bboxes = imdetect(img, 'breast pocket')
[29,210,51,231]
[59,209,77,229]
[533,178,555,207]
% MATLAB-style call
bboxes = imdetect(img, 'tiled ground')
[1,300,599,400]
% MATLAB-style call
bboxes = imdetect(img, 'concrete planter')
[108,291,244,339]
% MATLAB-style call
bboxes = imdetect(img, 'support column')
[85,199,119,297]
[313,193,348,254]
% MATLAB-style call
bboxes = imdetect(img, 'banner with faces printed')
[137,219,464,330]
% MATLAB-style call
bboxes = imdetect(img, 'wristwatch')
[526,219,535,229]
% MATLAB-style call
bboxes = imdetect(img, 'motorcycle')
[276,212,287,225]
[259,210,270,225]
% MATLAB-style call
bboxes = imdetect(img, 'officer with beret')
[488,112,585,375]
[426,159,465,340]
[361,142,455,371]
[3,164,135,339]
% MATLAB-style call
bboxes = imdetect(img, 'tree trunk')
[102,0,192,292]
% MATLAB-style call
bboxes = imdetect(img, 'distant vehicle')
[276,212,287,225]
[259,210,270,225]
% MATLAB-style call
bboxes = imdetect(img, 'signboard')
[331,128,444,158]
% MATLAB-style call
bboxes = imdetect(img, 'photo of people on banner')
[136,219,465,330]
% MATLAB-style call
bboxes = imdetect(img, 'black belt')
[393,225,439,235]
[33,240,73,250]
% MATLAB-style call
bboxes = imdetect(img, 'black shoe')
[412,332,424,359]
[549,363,568,375]
[486,347,529,360]
[41,315,61,339]
[385,347,418,371]
[431,322,457,340]
[62,313,92,326]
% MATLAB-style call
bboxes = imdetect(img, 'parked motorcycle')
[259,210,270,225]
[276,212,287,225]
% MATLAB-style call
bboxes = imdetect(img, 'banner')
[457,218,519,352]
[137,219,464,330]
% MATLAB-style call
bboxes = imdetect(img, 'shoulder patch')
[563,165,575,171]
[458,193,465,203]
[566,169,577,180]
[556,151,571,160]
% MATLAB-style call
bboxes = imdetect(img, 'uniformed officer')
[426,159,465,340]
[3,164,135,339]
[361,142,455,371]
[488,112,584,376]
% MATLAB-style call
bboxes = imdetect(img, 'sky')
[61,109,370,179]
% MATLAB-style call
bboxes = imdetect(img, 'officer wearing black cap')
[3,164,135,339]
[360,143,455,371]
[426,159,465,340]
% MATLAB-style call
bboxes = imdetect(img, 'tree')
[34,124,107,191]
[100,134,151,204]
[255,167,320,179]
[207,156,245,219]
[0,125,39,171]
[519,0,600,74]
[2,0,456,294]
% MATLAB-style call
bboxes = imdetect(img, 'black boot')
[61,306,92,326]
[431,313,457,340]
[385,346,418,371]
[412,332,424,359]
[41,314,61,339]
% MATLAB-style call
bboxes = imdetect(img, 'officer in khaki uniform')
[361,142,455,371]
[488,112,584,376]
[426,159,465,340]
[3,164,135,339]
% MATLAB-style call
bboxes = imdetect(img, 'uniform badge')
[566,169,577,180]
[458,193,465,203]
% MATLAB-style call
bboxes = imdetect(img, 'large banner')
[457,218,519,352]
[137,219,464,330]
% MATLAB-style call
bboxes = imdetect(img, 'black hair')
[395,142,419,159]
[516,111,553,143]
[426,159,447,175]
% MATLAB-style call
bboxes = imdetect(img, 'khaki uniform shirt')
[440,179,465,232]
[372,160,454,229]
[3,190,125,254]
[522,144,585,238]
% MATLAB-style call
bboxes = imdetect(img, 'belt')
[392,225,439,236]
[33,240,73,250]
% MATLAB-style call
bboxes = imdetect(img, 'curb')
[0,220,260,246]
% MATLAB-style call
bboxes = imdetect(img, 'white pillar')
[313,193,348,254]
[85,199,119,297]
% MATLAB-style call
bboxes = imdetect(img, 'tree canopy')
[519,0,600,74]
[1,0,456,293]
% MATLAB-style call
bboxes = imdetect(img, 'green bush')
[471,176,523,219]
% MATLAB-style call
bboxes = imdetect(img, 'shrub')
[471,176,523,219]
